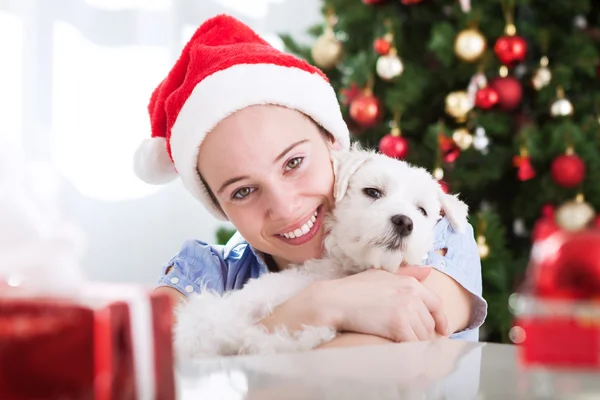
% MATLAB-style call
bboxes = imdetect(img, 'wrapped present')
[511,228,600,370]
[0,285,175,400]
[0,138,176,399]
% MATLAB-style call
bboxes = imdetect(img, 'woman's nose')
[266,185,301,220]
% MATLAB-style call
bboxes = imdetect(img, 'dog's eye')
[362,188,382,199]
[418,207,427,216]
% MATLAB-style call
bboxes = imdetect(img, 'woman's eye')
[286,157,303,170]
[362,187,382,199]
[418,207,427,216]
[232,187,254,199]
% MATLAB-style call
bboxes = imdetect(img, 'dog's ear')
[331,147,370,203]
[438,188,469,233]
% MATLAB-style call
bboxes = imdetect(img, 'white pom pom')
[133,137,178,184]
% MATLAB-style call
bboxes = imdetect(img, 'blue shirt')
[158,216,488,342]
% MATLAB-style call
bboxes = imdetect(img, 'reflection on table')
[175,339,600,399]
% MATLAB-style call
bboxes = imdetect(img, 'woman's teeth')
[281,210,318,239]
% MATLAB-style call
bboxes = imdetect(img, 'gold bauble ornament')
[311,27,343,69]
[452,127,473,150]
[445,91,473,122]
[477,235,490,259]
[454,28,487,63]
[532,56,552,90]
[555,195,596,231]
[376,49,404,80]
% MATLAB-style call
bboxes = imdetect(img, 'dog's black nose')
[391,214,413,237]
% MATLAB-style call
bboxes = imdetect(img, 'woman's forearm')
[420,268,472,334]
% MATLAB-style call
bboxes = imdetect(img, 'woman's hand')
[317,267,449,342]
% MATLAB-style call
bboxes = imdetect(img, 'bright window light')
[0,11,23,143]
[52,21,170,202]
[84,0,171,11]
[211,0,285,19]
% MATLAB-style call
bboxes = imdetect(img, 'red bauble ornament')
[438,180,450,194]
[541,204,555,219]
[401,0,424,4]
[379,134,409,159]
[374,38,391,55]
[493,35,527,66]
[444,150,460,163]
[349,92,381,127]
[594,215,600,229]
[475,87,500,109]
[489,76,523,111]
[551,154,586,188]
[438,135,461,163]
[518,158,535,181]
[530,229,600,300]
[512,154,536,181]
[532,217,560,243]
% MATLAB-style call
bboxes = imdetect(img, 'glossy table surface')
[175,339,600,399]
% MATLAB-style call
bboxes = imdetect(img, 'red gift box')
[513,298,600,370]
[0,284,176,400]
[512,229,600,370]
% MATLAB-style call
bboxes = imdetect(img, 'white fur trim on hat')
[170,63,350,221]
[133,137,178,185]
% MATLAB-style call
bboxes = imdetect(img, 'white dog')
[175,145,469,359]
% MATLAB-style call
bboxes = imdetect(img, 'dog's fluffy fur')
[174,145,469,359]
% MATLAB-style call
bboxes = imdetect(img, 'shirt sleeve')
[157,240,228,297]
[424,217,488,341]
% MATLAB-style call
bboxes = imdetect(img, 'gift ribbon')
[89,284,156,400]
[124,286,156,400]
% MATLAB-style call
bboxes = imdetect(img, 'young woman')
[134,14,487,349]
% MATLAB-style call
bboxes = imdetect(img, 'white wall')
[0,0,323,285]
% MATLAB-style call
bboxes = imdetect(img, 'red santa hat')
[133,14,350,220]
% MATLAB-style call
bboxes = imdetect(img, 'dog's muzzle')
[391,214,413,237]
[371,214,413,252]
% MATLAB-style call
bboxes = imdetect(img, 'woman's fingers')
[420,288,449,336]
[417,302,437,339]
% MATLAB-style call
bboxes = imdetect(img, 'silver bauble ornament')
[376,51,404,80]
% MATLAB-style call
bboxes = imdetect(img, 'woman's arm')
[421,266,473,334]
[314,250,462,350]
[259,266,449,343]
[423,218,487,339]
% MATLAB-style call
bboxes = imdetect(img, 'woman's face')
[198,105,337,268]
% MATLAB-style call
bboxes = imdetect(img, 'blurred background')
[0,0,322,285]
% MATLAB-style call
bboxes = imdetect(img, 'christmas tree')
[279,0,600,343]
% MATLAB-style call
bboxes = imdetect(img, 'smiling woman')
[197,107,336,267]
